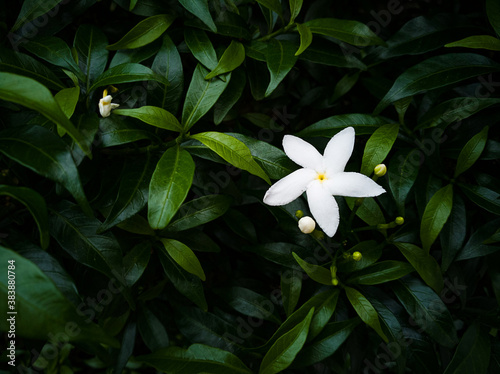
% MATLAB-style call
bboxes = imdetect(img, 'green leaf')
[295,23,313,56]
[179,0,217,32]
[213,69,246,125]
[99,115,160,147]
[441,194,467,271]
[160,239,205,281]
[289,0,303,24]
[11,0,62,32]
[123,242,151,287]
[337,240,382,273]
[0,48,65,90]
[182,64,230,130]
[99,154,154,232]
[487,0,500,36]
[281,269,302,316]
[456,218,500,260]
[360,123,399,176]
[159,250,207,311]
[88,63,170,92]
[393,277,458,348]
[345,287,388,342]
[298,39,367,70]
[184,28,218,70]
[388,148,420,215]
[22,36,85,81]
[345,197,386,226]
[259,308,314,374]
[265,39,298,97]
[347,261,414,285]
[215,286,281,324]
[304,18,386,46]
[292,252,332,285]
[148,146,195,230]
[394,242,444,294]
[137,303,169,351]
[454,126,489,178]
[136,344,252,373]
[459,184,500,215]
[107,14,175,50]
[117,215,155,236]
[445,35,500,51]
[109,41,161,68]
[165,194,232,232]
[113,106,182,132]
[375,53,500,114]
[420,184,454,252]
[332,72,360,102]
[0,185,49,249]
[0,125,90,214]
[443,322,491,374]
[205,41,245,80]
[0,246,118,347]
[74,24,109,90]
[297,113,389,138]
[0,73,92,158]
[191,132,271,183]
[394,96,413,125]
[54,87,80,136]
[256,0,282,15]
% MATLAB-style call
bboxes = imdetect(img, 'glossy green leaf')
[393,277,458,347]
[265,39,298,97]
[388,148,420,215]
[148,146,195,230]
[0,246,118,347]
[259,308,314,374]
[213,69,246,124]
[113,106,182,132]
[487,0,500,36]
[304,18,385,46]
[165,194,232,232]
[394,242,444,294]
[107,14,175,50]
[347,261,414,285]
[441,194,467,271]
[22,36,85,81]
[0,48,65,90]
[257,0,282,15]
[446,35,500,51]
[99,154,154,232]
[297,113,388,138]
[345,287,388,342]
[0,185,49,249]
[205,41,245,80]
[298,39,367,70]
[281,269,302,316]
[454,126,488,178]
[0,73,92,158]
[109,41,162,68]
[456,218,500,260]
[191,132,270,183]
[332,72,360,102]
[179,0,217,32]
[345,197,386,226]
[289,0,303,24]
[0,125,90,214]
[11,0,62,32]
[99,114,159,147]
[337,241,382,273]
[184,28,218,70]
[459,184,500,215]
[123,242,151,287]
[137,303,169,351]
[137,344,252,373]
[360,123,399,176]
[117,215,155,236]
[420,184,454,252]
[159,250,207,311]
[160,239,205,281]
[295,23,313,56]
[443,322,491,374]
[375,53,500,114]
[182,64,230,130]
[54,87,79,136]
[74,24,109,90]
[88,63,169,92]
[292,252,332,285]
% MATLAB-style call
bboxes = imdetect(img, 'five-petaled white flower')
[263,127,385,237]
[99,92,119,118]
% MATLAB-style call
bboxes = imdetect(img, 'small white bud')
[99,94,119,117]
[298,216,316,234]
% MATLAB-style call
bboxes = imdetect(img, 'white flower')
[99,94,119,117]
[263,127,386,237]
[298,216,316,234]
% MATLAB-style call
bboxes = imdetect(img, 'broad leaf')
[107,14,175,50]
[304,18,385,46]
[256,0,282,15]
[297,113,389,138]
[137,303,169,351]
[99,115,160,147]
[184,28,218,70]
[160,239,205,281]
[213,69,246,124]
[456,218,500,260]
[360,123,399,176]
[265,39,298,97]
[388,148,420,215]
[487,0,500,36]
[206,41,245,79]
[123,242,151,287]
[347,261,414,285]
[454,126,488,178]
[289,0,303,24]
[292,252,332,285]
[179,0,217,32]
[440,194,467,271]
[11,0,62,32]
[446,35,500,51]
[148,146,195,230]
[420,184,453,252]
[298,39,367,70]
[281,269,302,316]
[459,184,500,215]
[295,23,313,56]
[113,106,182,132]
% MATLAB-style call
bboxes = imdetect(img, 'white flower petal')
[323,127,355,174]
[283,135,324,170]
[263,168,317,206]
[306,180,340,237]
[326,172,386,197]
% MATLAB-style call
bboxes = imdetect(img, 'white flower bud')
[99,94,119,117]
[298,216,316,234]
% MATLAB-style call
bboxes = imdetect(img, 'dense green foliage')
[1,0,499,373]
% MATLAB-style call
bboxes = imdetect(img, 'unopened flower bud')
[298,216,315,234]
[395,216,404,225]
[332,278,339,286]
[352,251,362,261]
[374,164,387,177]
[99,92,119,117]
[295,210,304,219]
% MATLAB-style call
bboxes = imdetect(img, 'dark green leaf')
[265,39,298,97]
[292,252,332,285]
[332,72,360,102]
[148,146,195,230]
[281,269,302,316]
[347,261,414,285]
[460,184,500,215]
[446,35,500,51]
[256,0,282,15]
[456,218,500,260]
[295,23,313,56]
[99,115,159,147]
[0,125,91,214]
[184,28,218,70]
[109,41,161,68]
[454,126,488,178]
[123,242,151,287]
[289,0,303,24]
[242,242,311,269]
[304,18,385,46]
[345,197,386,226]
[107,14,175,50]
[213,68,246,125]
[179,0,217,32]
[298,39,367,70]
[441,194,467,271]
[360,123,399,176]
[0,185,49,250]
[297,113,389,138]
[206,41,245,80]
[388,148,420,215]
[160,239,205,281]
[337,240,381,272]
[114,320,136,374]
[11,0,62,32]
[137,303,169,351]
[113,106,182,132]
[487,0,500,36]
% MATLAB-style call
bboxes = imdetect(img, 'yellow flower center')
[316,172,327,182]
